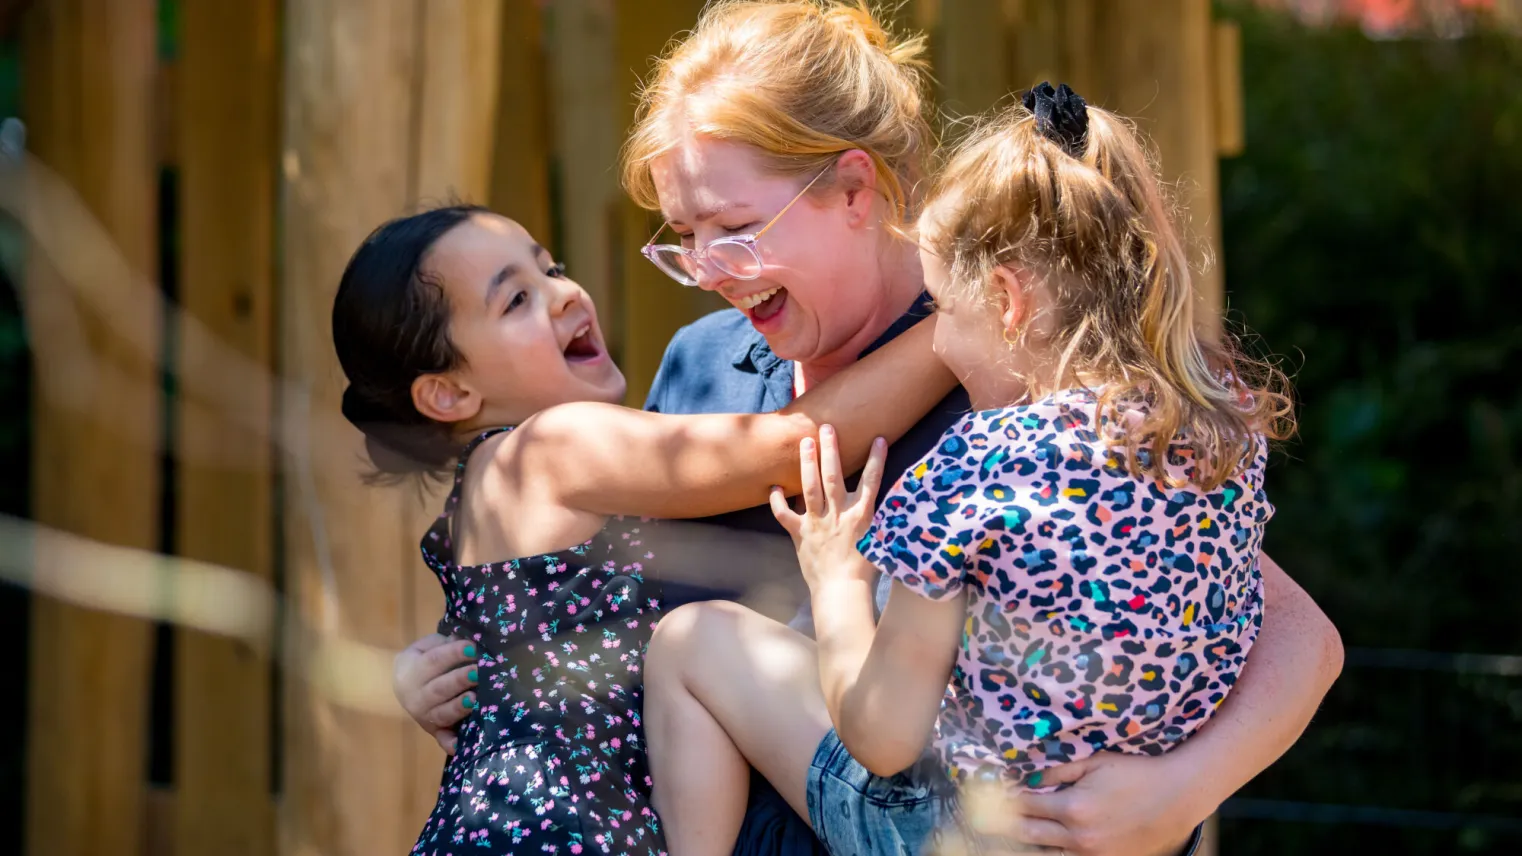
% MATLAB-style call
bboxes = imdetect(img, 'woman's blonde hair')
[923,95,1295,490]
[621,0,933,224]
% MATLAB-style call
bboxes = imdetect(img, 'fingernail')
[462,695,476,710]
[1029,771,1043,787]
[468,669,478,682]
[463,644,476,658]
[802,438,814,453]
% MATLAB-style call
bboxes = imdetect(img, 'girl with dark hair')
[330,205,956,855]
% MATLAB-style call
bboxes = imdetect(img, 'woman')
[393,2,1343,853]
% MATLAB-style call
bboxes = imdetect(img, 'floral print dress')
[412,428,668,855]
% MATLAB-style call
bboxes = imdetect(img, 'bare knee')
[647,600,751,682]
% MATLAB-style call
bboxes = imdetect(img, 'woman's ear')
[991,265,1029,335]
[412,373,481,425]
[834,149,879,226]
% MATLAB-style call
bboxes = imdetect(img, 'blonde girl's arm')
[506,316,958,519]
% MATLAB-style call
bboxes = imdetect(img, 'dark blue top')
[644,295,971,622]
[642,295,969,856]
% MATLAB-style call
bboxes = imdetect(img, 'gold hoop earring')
[1002,328,1020,348]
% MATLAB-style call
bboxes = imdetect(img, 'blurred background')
[0,1,1518,854]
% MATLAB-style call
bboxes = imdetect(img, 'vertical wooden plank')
[614,0,728,408]
[937,0,1011,117]
[413,0,503,205]
[21,1,160,855]
[280,1,507,852]
[1091,0,1223,330]
[174,2,280,856]
[405,0,505,831]
[547,0,621,351]
[279,2,420,854]
[491,0,553,243]
[1213,21,1245,158]
[1008,0,1065,91]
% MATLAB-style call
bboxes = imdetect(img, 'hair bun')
[1021,81,1089,157]
[340,384,384,428]
[822,1,927,67]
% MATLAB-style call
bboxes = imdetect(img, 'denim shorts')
[804,728,952,855]
[804,729,1206,856]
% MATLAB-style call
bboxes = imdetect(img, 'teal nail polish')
[1028,772,1043,787]
[468,669,478,682]
[462,695,477,710]
[463,644,476,659]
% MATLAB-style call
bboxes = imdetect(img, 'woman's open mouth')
[564,324,604,364]
[737,286,787,323]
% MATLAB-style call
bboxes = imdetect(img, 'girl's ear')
[834,149,879,227]
[991,265,1030,335]
[412,373,482,425]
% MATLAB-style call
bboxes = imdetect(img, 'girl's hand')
[392,633,479,754]
[769,425,887,591]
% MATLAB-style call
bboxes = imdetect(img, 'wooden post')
[173,3,280,856]
[491,0,554,243]
[613,0,728,407]
[936,0,1012,117]
[280,1,503,853]
[547,0,622,353]
[1213,21,1245,159]
[20,1,160,854]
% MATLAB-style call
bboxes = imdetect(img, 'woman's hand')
[1013,752,1208,856]
[392,633,479,754]
[768,426,886,592]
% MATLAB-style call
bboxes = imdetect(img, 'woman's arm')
[1016,553,1344,855]
[509,316,957,519]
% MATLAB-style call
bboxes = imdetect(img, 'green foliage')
[1215,5,1522,852]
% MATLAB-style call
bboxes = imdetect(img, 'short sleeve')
[857,445,988,602]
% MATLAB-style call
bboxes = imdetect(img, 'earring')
[1002,328,1020,348]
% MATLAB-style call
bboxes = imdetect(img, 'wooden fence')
[14,1,1240,854]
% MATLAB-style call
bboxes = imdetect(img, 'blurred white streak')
[0,512,403,717]
[0,512,275,648]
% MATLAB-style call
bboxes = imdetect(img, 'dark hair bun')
[331,204,490,481]
[339,384,458,479]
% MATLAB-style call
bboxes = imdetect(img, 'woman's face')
[427,214,626,426]
[649,137,893,366]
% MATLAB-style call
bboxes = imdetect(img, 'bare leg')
[644,601,833,855]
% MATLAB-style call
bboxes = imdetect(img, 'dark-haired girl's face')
[426,214,624,427]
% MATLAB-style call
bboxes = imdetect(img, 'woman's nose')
[693,257,728,292]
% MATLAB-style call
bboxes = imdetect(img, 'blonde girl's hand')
[769,425,887,592]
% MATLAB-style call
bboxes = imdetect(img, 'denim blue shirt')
[643,295,971,628]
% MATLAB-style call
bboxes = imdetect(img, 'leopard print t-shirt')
[858,388,1270,787]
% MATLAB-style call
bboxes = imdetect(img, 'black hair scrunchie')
[1021,81,1089,158]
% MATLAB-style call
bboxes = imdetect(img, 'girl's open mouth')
[564,324,603,363]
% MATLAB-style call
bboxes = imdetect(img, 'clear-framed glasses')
[641,168,829,287]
